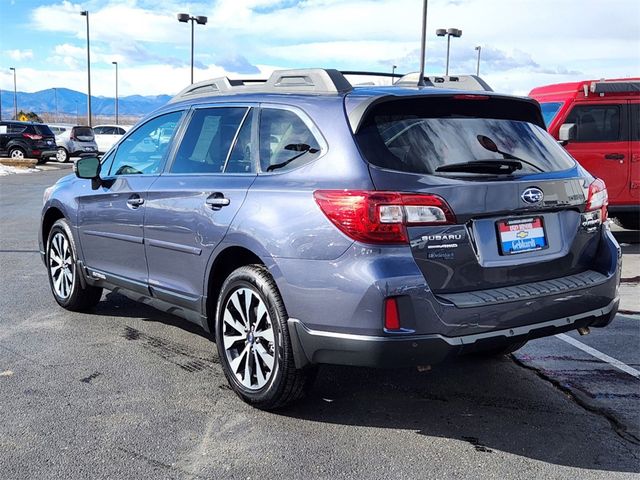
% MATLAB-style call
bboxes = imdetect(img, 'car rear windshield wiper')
[435,160,523,174]
[267,143,319,172]
[476,134,545,172]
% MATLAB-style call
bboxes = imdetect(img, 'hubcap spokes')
[49,232,74,299]
[223,287,275,390]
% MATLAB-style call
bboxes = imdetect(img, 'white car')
[93,124,132,153]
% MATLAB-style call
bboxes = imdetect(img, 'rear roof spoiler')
[395,73,493,92]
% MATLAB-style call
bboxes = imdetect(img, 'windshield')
[355,99,575,176]
[539,102,564,127]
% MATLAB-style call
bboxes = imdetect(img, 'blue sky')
[1,0,639,97]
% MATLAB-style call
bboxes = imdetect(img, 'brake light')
[453,94,489,100]
[384,297,401,330]
[586,178,608,221]
[23,133,43,140]
[313,190,455,244]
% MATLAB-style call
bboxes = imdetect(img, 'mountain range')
[0,87,171,120]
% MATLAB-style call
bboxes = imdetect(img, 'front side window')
[171,107,247,174]
[109,111,182,176]
[565,104,622,142]
[539,102,563,127]
[259,109,321,172]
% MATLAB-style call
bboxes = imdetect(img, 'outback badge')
[521,187,544,205]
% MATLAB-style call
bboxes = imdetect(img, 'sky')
[0,0,638,98]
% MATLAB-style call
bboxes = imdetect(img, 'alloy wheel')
[10,149,24,160]
[222,287,276,390]
[49,232,75,299]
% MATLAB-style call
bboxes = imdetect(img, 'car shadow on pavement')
[282,359,639,473]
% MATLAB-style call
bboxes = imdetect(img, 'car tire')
[615,214,639,231]
[477,340,528,357]
[55,147,69,163]
[215,264,315,410]
[8,147,25,160]
[46,219,103,311]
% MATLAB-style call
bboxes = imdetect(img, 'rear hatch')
[352,93,607,296]
[27,124,56,150]
[72,126,95,142]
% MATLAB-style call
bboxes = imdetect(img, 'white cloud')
[5,49,34,61]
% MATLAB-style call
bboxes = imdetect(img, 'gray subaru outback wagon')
[40,69,621,409]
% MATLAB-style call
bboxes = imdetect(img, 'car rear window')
[73,127,94,139]
[34,124,55,136]
[355,97,575,176]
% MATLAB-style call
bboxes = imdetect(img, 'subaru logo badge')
[521,187,544,204]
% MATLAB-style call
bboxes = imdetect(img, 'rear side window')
[171,107,247,174]
[7,123,26,134]
[565,104,621,142]
[259,109,320,172]
[630,104,639,141]
[355,97,575,176]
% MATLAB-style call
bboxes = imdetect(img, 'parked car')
[40,69,621,409]
[47,124,75,136]
[53,125,98,163]
[0,120,57,163]
[529,78,639,230]
[93,124,132,153]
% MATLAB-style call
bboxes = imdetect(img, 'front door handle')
[206,193,230,210]
[127,194,144,208]
[604,153,625,160]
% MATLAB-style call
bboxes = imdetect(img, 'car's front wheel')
[215,264,315,409]
[46,219,103,311]
[55,147,69,163]
[8,147,25,160]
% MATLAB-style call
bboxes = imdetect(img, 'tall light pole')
[75,101,79,125]
[81,10,92,126]
[53,87,58,122]
[177,13,208,84]
[391,64,397,84]
[9,67,17,119]
[417,0,428,87]
[475,45,482,76]
[436,27,462,76]
[112,61,119,125]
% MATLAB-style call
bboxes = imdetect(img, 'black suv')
[0,121,57,163]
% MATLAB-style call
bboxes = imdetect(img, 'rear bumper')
[289,297,619,368]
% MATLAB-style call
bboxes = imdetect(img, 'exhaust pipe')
[577,327,590,336]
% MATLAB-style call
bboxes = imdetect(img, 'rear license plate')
[497,217,547,255]
[84,147,94,151]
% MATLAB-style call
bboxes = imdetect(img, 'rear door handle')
[206,193,230,210]
[127,194,145,208]
[604,153,625,160]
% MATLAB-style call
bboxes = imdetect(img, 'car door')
[76,111,184,293]
[563,102,629,201]
[629,101,639,201]
[144,105,257,313]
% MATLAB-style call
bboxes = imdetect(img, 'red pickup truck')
[529,78,639,230]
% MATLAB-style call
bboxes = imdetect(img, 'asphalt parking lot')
[1,163,638,479]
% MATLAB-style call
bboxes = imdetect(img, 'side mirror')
[558,123,576,143]
[74,156,101,179]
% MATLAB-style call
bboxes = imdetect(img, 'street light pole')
[112,61,119,125]
[475,45,482,76]
[436,27,462,76]
[417,0,428,87]
[9,67,17,119]
[177,13,208,84]
[54,88,58,122]
[81,10,92,127]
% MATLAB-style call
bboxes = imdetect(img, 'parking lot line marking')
[556,333,640,379]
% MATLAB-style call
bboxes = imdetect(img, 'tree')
[17,111,43,123]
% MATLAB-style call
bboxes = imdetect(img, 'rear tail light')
[585,178,608,221]
[313,190,455,244]
[23,133,43,140]
[384,297,401,330]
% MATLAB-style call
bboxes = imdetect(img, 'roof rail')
[169,68,353,103]
[589,79,640,95]
[395,72,493,92]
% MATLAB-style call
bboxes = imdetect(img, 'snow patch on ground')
[0,164,38,176]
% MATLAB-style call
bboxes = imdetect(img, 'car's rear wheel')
[616,213,639,231]
[46,219,103,311]
[215,264,315,409]
[9,147,25,160]
[55,147,69,163]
